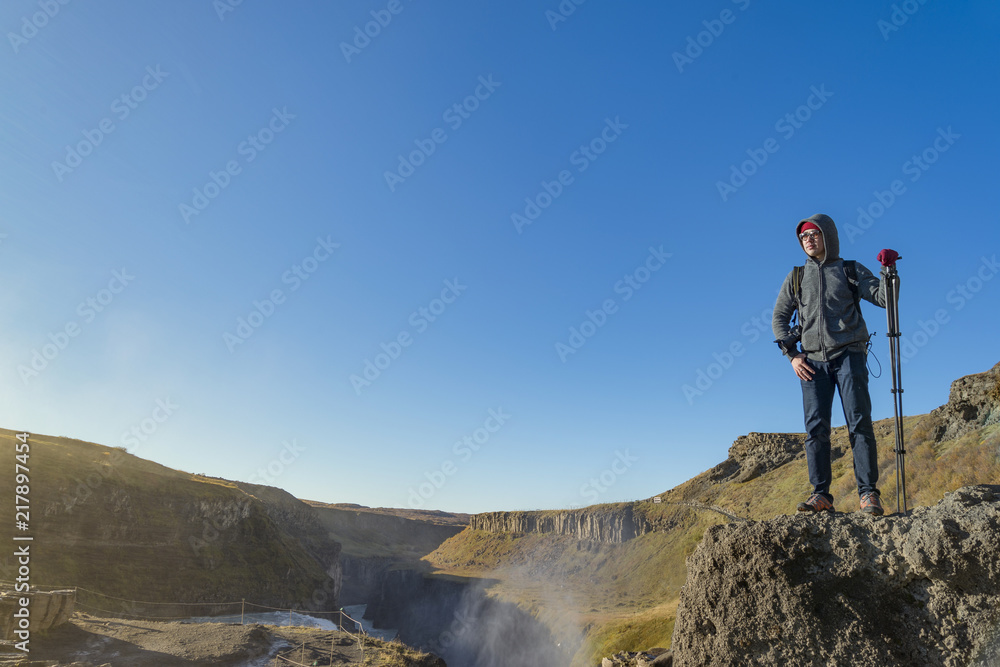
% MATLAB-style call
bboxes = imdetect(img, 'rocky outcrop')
[708,432,806,483]
[930,361,1000,441]
[671,485,1000,666]
[0,588,75,639]
[470,505,650,543]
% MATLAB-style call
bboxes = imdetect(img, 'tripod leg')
[892,273,907,514]
[885,269,906,514]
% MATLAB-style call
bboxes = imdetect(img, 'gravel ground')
[2,613,366,666]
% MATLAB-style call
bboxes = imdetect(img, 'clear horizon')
[2,1,998,514]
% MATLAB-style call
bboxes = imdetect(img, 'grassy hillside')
[425,407,1000,666]
[0,429,338,616]
[304,501,467,560]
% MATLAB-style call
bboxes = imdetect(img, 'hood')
[796,213,840,263]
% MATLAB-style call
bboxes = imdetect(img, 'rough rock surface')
[930,361,1000,441]
[671,485,1000,667]
[709,432,806,483]
[470,505,650,543]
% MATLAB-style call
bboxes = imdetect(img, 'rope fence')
[0,581,379,665]
[269,611,370,667]
[1,580,363,626]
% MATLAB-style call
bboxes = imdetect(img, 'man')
[772,213,899,516]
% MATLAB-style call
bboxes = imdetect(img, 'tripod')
[884,264,907,514]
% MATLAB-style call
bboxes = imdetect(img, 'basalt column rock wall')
[469,504,651,543]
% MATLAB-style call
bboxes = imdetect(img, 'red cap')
[799,222,821,234]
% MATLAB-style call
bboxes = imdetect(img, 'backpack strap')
[791,266,803,326]
[843,260,861,316]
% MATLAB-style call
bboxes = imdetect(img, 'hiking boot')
[797,493,834,513]
[860,492,884,516]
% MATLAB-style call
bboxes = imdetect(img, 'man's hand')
[792,354,815,381]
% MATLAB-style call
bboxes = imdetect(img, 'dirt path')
[5,613,368,666]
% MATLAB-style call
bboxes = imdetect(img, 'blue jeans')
[801,349,879,501]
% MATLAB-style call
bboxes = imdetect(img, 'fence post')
[241,599,245,625]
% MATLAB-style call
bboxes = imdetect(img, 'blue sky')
[2,1,998,514]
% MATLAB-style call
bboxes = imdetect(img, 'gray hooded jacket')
[772,214,890,363]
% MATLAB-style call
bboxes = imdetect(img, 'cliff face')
[0,430,342,616]
[339,555,395,605]
[671,485,1000,667]
[470,504,651,543]
[307,504,466,604]
[310,505,466,555]
[931,361,1000,441]
[367,568,572,667]
[233,481,343,598]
